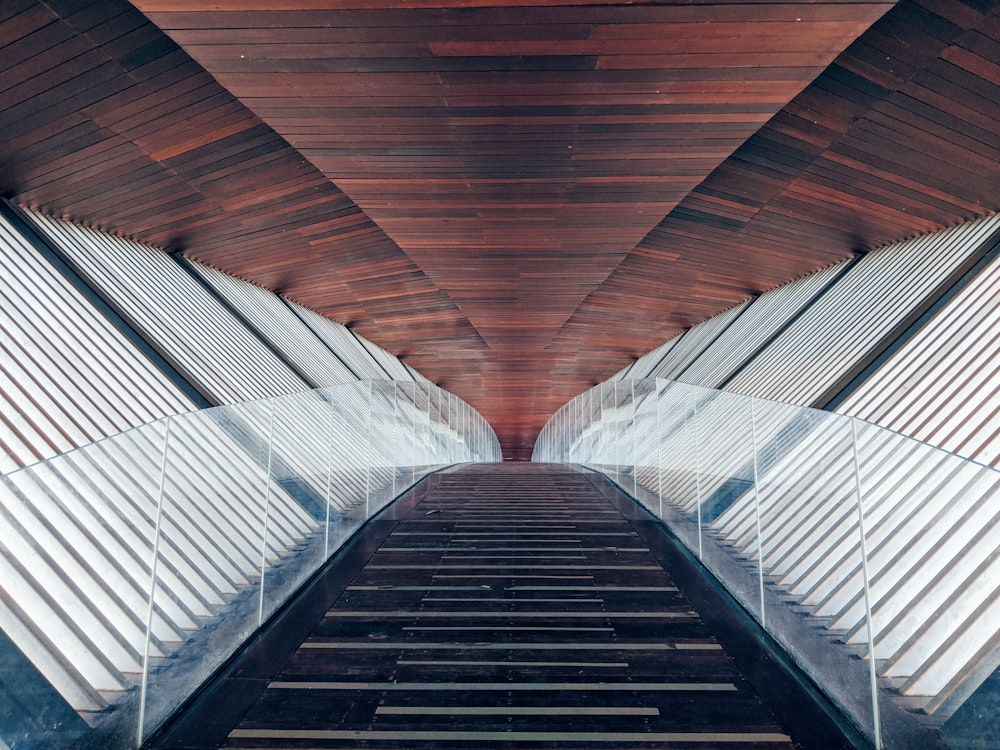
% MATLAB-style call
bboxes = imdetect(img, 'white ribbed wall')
[650,300,751,380]
[288,302,400,380]
[185,261,358,387]
[725,215,1000,408]
[0,212,197,472]
[679,261,850,388]
[835,253,1000,467]
[619,214,1000,466]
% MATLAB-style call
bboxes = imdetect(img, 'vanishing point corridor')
[154,465,847,749]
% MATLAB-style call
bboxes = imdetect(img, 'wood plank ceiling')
[2,0,998,459]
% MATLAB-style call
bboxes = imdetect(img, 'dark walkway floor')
[151,464,854,749]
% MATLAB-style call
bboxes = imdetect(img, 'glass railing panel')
[534,377,998,749]
[747,407,877,742]
[852,419,1000,735]
[0,423,170,748]
[630,378,658,506]
[141,402,272,743]
[1,381,499,749]
[258,391,329,629]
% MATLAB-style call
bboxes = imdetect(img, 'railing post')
[425,383,431,465]
[391,382,398,497]
[656,380,664,519]
[852,416,883,750]
[750,396,766,627]
[325,390,335,559]
[365,381,373,518]
[137,416,171,747]
[631,379,638,497]
[258,398,276,627]
[693,392,703,561]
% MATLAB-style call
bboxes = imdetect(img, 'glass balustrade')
[534,378,999,750]
[0,380,500,749]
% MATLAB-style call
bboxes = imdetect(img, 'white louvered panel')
[625,337,681,380]
[0,481,135,692]
[0,546,126,701]
[836,254,1000,466]
[24,211,309,405]
[848,470,998,649]
[293,387,371,511]
[819,435,955,620]
[653,387,754,516]
[0,409,325,709]
[725,215,1000,406]
[93,428,247,614]
[868,494,998,664]
[0,213,196,471]
[898,572,1000,698]
[353,332,413,381]
[287,303,386,379]
[0,594,107,713]
[682,262,850,388]
[652,302,752,380]
[62,444,202,634]
[2,463,163,661]
[186,262,357,387]
[711,409,841,551]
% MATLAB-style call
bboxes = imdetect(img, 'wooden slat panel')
[3,0,998,460]
[131,0,892,458]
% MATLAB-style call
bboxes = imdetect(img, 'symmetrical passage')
[215,464,799,749]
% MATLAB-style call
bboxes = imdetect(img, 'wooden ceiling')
[2,0,998,459]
